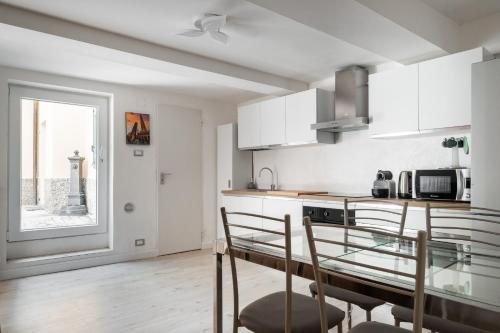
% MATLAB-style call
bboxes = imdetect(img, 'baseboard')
[0,249,158,280]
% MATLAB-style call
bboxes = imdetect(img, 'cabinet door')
[370,65,419,137]
[221,196,262,236]
[217,124,234,237]
[260,97,286,146]
[419,48,484,130]
[217,124,233,192]
[262,198,302,234]
[238,103,260,149]
[286,89,317,144]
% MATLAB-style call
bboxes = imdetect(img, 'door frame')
[8,84,110,242]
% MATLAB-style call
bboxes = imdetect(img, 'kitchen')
[217,46,500,332]
[218,47,482,229]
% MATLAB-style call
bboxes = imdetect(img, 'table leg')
[214,251,223,333]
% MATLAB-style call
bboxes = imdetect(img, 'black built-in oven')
[303,206,355,225]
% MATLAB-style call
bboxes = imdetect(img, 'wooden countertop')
[222,190,471,209]
[222,189,328,197]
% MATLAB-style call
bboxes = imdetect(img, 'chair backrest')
[220,207,292,333]
[426,203,500,250]
[344,198,409,236]
[304,217,427,333]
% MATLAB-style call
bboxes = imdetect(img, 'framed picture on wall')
[126,112,150,145]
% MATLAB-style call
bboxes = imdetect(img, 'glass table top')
[223,225,500,312]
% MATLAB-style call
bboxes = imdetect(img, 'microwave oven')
[412,168,471,201]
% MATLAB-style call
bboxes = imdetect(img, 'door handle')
[99,146,105,163]
[160,172,172,185]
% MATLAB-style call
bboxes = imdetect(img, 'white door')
[158,105,202,255]
[8,85,109,242]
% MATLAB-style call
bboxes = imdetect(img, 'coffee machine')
[372,170,396,198]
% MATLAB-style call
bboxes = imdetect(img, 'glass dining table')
[213,225,500,332]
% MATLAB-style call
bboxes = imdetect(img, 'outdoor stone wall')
[21,178,90,214]
[21,179,36,206]
[42,178,71,213]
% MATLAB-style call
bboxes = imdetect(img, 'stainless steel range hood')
[311,66,368,132]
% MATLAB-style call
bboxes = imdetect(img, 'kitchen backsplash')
[253,130,471,193]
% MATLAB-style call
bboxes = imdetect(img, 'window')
[8,85,109,241]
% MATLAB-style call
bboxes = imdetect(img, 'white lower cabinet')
[262,198,303,232]
[220,196,263,237]
[219,196,450,241]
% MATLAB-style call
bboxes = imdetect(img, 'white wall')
[461,12,500,56]
[0,66,236,278]
[254,129,471,193]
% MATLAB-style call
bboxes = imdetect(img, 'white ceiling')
[422,0,500,25]
[1,0,499,104]
[0,0,388,83]
[0,24,262,103]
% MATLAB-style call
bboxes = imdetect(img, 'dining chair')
[220,207,345,333]
[309,198,408,329]
[304,216,427,333]
[392,203,499,333]
[343,198,409,236]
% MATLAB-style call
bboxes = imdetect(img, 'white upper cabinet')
[238,88,333,149]
[369,64,419,137]
[285,89,317,144]
[237,102,261,149]
[419,47,487,131]
[286,88,333,145]
[260,96,286,146]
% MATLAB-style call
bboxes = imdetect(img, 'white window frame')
[8,84,109,242]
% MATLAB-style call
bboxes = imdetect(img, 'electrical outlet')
[135,238,145,247]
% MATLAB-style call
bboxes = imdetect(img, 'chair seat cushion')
[349,321,411,333]
[239,291,345,333]
[392,305,490,333]
[309,282,385,311]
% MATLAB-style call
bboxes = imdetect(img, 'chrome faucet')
[259,167,277,190]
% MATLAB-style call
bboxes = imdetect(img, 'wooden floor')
[0,250,428,333]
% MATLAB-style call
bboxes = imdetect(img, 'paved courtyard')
[21,206,96,230]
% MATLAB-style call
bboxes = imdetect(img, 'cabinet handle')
[228,179,231,189]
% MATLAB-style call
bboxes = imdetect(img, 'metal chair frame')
[393,204,500,333]
[304,217,427,333]
[425,204,500,250]
[314,198,408,329]
[344,198,409,236]
[220,207,293,333]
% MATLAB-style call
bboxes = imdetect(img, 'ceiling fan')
[178,14,230,44]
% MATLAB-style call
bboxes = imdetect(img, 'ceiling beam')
[246,0,458,64]
[355,0,460,54]
[0,3,307,95]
